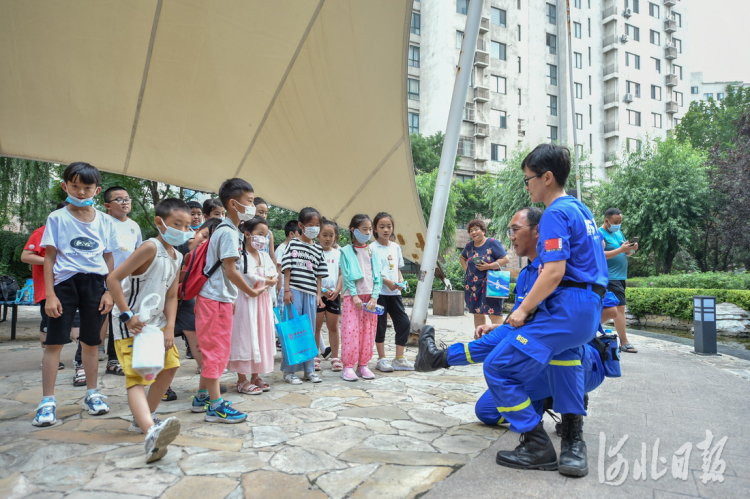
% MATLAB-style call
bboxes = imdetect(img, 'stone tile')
[179,451,265,475]
[439,391,480,404]
[276,392,312,408]
[287,425,372,456]
[363,434,436,453]
[315,464,379,499]
[392,420,442,433]
[0,472,38,499]
[342,417,398,435]
[281,420,343,436]
[442,404,479,424]
[366,390,408,402]
[28,428,144,446]
[82,468,179,497]
[339,448,467,467]
[251,426,288,448]
[432,435,492,454]
[337,406,409,421]
[29,454,102,490]
[240,471,326,499]
[161,476,238,499]
[7,442,92,473]
[270,447,348,474]
[408,409,462,428]
[314,389,369,398]
[407,389,441,403]
[309,397,350,410]
[244,410,302,426]
[351,465,453,499]
[690,469,750,499]
[341,398,382,408]
[288,408,338,422]
[23,493,64,499]
[114,448,184,470]
[446,423,506,439]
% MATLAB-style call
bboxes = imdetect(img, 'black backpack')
[0,275,20,302]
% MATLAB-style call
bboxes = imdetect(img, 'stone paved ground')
[1,306,749,498]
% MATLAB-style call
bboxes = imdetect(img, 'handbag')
[276,304,318,365]
[485,270,511,299]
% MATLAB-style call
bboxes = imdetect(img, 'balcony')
[474,86,490,102]
[665,73,678,87]
[666,101,679,114]
[479,17,489,33]
[665,18,677,32]
[664,0,676,6]
[665,45,677,59]
[602,34,619,52]
[602,5,618,22]
[604,92,619,109]
[604,153,617,168]
[474,51,489,67]
[604,122,619,138]
[475,123,489,137]
[603,63,618,81]
[474,155,488,163]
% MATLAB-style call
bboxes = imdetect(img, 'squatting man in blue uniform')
[417,144,609,477]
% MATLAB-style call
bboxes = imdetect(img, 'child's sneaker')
[32,399,57,427]
[304,372,322,383]
[284,373,302,385]
[190,395,209,413]
[128,415,163,433]
[98,345,106,361]
[81,390,109,415]
[376,358,394,372]
[205,400,247,424]
[356,366,375,380]
[162,387,177,401]
[341,367,359,382]
[144,417,181,463]
[391,358,415,371]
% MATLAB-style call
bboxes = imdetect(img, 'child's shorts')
[45,273,106,346]
[114,337,180,389]
[195,295,233,379]
[316,295,341,315]
[174,298,196,337]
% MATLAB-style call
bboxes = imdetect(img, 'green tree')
[454,175,493,226]
[596,137,709,274]
[0,158,63,231]
[676,84,750,152]
[415,168,458,255]
[410,132,445,174]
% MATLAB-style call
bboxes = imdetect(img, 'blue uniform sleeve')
[537,208,570,264]
[512,269,527,311]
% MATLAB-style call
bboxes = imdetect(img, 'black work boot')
[495,421,558,471]
[558,414,588,477]
[415,326,449,372]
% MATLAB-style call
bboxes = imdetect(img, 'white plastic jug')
[131,293,165,381]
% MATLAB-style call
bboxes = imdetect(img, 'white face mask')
[304,226,320,239]
[235,201,256,221]
[251,235,267,250]
[159,220,193,246]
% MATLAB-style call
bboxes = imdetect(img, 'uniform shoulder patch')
[544,238,563,252]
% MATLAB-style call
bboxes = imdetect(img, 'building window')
[463,103,475,121]
[717,92,725,100]
[589,75,592,95]
[704,93,714,101]
[627,138,642,152]
[652,112,662,128]
[626,80,641,98]
[518,88,522,104]
[548,95,558,116]
[576,113,583,130]
[456,0,469,15]
[518,24,522,41]
[408,78,420,101]
[491,7,507,26]
[491,75,507,94]
[458,136,474,157]
[673,38,682,53]
[674,117,681,126]
[627,109,641,126]
[456,174,473,184]
[649,2,660,18]
[547,3,557,24]
[574,0,581,8]
[625,24,640,41]
[518,56,522,73]
[409,112,419,134]
[491,41,507,60]
[690,86,699,94]
[411,12,421,35]
[626,0,640,13]
[589,104,593,124]
[574,52,582,69]
[673,64,683,80]
[650,30,660,46]
[588,47,592,66]
[546,33,557,55]
[674,91,683,106]
[575,82,583,99]
[653,57,661,73]
[491,109,508,128]
[408,45,420,67]
[588,18,591,37]
[651,85,661,101]
[674,12,682,27]
[625,52,640,69]
[491,143,507,162]
[547,64,557,86]
[574,22,582,39]
[548,126,558,142]
[456,31,464,49]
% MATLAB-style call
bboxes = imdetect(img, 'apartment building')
[688,71,749,105]
[407,0,690,179]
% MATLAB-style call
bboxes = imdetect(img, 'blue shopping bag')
[276,304,318,365]
[485,270,511,299]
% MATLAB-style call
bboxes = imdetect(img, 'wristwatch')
[119,310,134,323]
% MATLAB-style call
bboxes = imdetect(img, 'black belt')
[559,280,606,298]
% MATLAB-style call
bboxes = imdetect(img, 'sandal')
[621,343,638,353]
[330,358,343,372]
[314,357,321,372]
[236,380,262,395]
[73,367,86,387]
[105,360,125,376]
[251,376,271,392]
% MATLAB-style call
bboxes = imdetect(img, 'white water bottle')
[131,293,165,381]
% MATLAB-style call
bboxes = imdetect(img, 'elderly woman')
[460,219,510,329]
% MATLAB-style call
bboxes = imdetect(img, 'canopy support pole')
[563,0,582,200]
[409,0,484,341]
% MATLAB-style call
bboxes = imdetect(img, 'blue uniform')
[482,195,608,434]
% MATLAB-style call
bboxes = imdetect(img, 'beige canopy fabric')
[0,0,427,262]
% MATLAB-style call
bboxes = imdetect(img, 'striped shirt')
[281,239,328,296]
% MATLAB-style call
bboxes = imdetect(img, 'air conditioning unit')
[620,34,629,43]
[623,8,633,17]
[623,93,634,103]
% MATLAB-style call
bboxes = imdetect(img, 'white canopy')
[0,0,427,262]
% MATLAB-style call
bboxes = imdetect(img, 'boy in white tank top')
[107,198,192,463]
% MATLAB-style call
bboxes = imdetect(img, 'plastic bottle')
[131,293,166,381]
[363,303,385,315]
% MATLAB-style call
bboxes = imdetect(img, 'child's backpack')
[0,275,20,302]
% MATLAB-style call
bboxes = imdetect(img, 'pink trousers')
[340,294,378,369]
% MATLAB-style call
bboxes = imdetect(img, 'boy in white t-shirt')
[35,162,118,427]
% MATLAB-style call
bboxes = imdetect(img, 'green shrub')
[0,230,32,283]
[625,287,750,321]
[628,272,750,290]
[401,275,444,299]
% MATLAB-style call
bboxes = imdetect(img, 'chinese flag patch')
[544,238,563,252]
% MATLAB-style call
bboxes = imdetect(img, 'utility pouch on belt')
[590,332,621,378]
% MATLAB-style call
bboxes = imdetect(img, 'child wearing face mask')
[280,207,328,384]
[228,216,277,394]
[338,214,382,382]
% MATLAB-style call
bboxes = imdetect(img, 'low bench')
[0,300,35,340]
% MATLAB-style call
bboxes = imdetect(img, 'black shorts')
[376,295,411,347]
[174,298,196,336]
[38,300,80,332]
[316,295,341,315]
[44,273,106,346]
[606,279,627,307]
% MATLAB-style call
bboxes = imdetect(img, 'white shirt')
[110,216,142,269]
[370,240,404,296]
[321,248,341,290]
[199,218,243,303]
[40,208,118,285]
[275,242,288,265]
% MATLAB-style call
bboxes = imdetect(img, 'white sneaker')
[376,358,394,372]
[144,417,181,463]
[304,372,322,383]
[81,390,109,415]
[284,373,302,385]
[98,345,106,361]
[391,358,415,371]
[128,415,163,434]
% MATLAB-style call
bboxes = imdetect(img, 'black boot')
[495,421,558,471]
[558,414,588,477]
[414,326,449,372]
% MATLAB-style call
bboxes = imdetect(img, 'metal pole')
[563,0,582,201]
[410,0,484,339]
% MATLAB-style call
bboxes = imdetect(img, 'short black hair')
[253,197,268,208]
[56,200,69,210]
[298,207,321,224]
[284,220,301,237]
[200,217,223,237]
[63,162,101,186]
[521,144,571,187]
[155,198,190,219]
[103,186,128,203]
[187,200,202,210]
[202,198,224,217]
[519,206,543,227]
[239,216,269,235]
[604,208,622,219]
[218,178,254,209]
